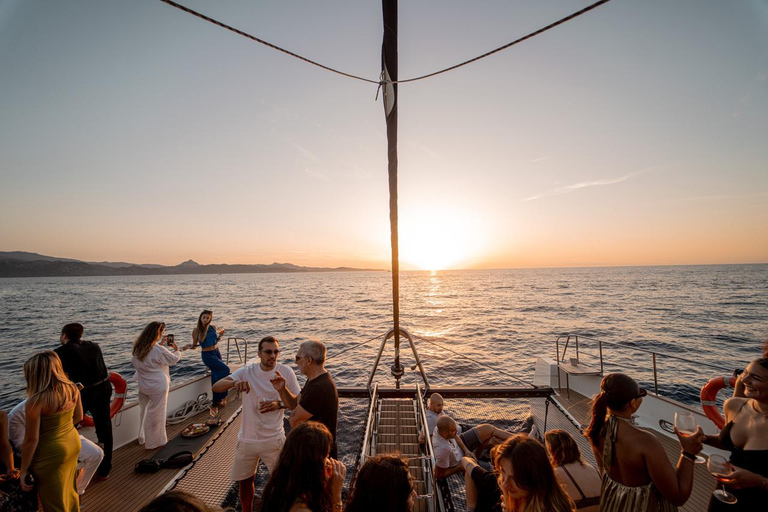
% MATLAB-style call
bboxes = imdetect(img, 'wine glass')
[707,454,738,504]
[674,411,705,463]
[258,396,270,414]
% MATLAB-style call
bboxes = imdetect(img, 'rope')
[166,393,213,425]
[396,0,611,83]
[415,335,535,388]
[326,333,383,360]
[159,0,378,84]
[159,0,612,85]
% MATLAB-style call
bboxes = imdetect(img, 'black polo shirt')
[54,340,109,387]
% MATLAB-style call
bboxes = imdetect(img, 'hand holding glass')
[674,411,705,463]
[708,454,737,504]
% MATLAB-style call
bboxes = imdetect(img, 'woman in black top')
[703,358,768,511]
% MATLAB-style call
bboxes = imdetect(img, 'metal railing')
[224,337,248,365]
[415,383,442,512]
[556,333,736,396]
[359,383,379,461]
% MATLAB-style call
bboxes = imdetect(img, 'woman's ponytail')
[585,392,608,449]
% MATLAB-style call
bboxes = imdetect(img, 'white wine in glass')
[674,411,705,463]
[707,454,738,504]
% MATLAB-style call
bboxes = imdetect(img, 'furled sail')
[381,0,403,385]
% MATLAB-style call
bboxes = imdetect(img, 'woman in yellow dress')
[19,351,82,512]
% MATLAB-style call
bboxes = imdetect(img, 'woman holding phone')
[188,310,230,408]
[132,321,181,449]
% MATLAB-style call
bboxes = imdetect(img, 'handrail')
[556,333,736,396]
[564,333,735,372]
[358,383,379,462]
[224,337,248,365]
[416,383,443,512]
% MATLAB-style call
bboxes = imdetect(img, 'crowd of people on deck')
[1,317,766,512]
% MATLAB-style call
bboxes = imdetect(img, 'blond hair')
[133,322,165,361]
[24,351,78,412]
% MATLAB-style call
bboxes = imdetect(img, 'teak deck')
[80,391,242,512]
[553,388,717,512]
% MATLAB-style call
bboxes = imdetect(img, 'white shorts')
[230,436,285,482]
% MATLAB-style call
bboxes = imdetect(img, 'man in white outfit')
[8,400,104,495]
[212,336,300,512]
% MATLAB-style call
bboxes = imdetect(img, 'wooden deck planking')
[80,391,241,512]
[553,388,716,512]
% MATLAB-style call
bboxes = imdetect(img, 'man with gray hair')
[271,340,339,457]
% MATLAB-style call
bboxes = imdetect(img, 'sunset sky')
[1,0,766,270]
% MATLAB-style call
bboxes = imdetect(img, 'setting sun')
[398,208,487,270]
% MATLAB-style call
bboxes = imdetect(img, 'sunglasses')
[295,354,309,363]
[261,349,280,355]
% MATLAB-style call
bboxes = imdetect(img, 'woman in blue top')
[189,310,230,407]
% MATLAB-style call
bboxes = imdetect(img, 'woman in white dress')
[131,322,181,449]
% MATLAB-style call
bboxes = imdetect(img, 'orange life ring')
[700,375,737,429]
[80,372,127,428]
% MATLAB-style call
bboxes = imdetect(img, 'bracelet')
[681,451,697,462]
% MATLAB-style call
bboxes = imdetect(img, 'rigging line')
[416,336,534,388]
[396,0,612,83]
[160,0,611,86]
[326,332,385,360]
[158,0,380,84]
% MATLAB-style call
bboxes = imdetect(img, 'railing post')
[652,353,659,395]
[598,338,604,375]
[575,335,579,363]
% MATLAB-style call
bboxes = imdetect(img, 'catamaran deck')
[80,391,242,512]
[551,388,717,512]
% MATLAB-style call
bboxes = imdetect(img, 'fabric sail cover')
[381,0,402,382]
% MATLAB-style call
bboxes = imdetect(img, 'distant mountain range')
[0,252,381,278]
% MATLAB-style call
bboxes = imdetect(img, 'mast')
[381,0,403,387]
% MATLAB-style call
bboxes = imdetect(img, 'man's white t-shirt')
[230,362,300,443]
[432,432,463,469]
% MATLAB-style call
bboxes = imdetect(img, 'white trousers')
[138,390,169,449]
[77,435,104,494]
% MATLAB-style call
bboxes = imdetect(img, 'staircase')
[374,398,428,511]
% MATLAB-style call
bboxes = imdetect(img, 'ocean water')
[1,265,766,411]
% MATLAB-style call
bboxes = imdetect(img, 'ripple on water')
[1,265,767,410]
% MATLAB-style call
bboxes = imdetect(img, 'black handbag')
[134,459,162,473]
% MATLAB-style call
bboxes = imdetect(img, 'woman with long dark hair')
[189,310,230,407]
[259,421,345,512]
[702,358,768,511]
[545,429,601,512]
[19,351,82,512]
[132,321,181,449]
[492,434,574,512]
[345,454,416,512]
[585,373,702,511]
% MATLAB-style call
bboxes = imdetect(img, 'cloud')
[292,142,320,162]
[522,173,637,202]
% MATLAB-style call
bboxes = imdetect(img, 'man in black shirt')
[54,323,113,479]
[271,340,339,458]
